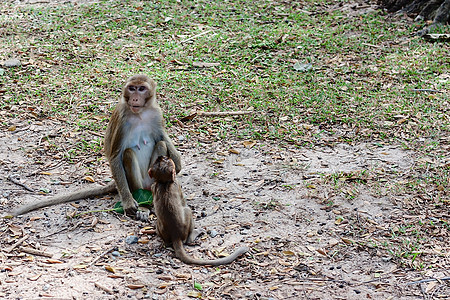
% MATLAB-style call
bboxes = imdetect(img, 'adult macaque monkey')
[9,75,181,219]
[150,156,249,266]
[104,75,181,219]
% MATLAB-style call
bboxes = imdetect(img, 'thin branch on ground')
[87,246,116,268]
[7,175,34,192]
[407,277,450,285]
[19,246,53,258]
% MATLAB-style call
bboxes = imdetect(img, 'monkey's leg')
[123,148,149,221]
[123,148,144,192]
[185,207,203,244]
[156,220,171,247]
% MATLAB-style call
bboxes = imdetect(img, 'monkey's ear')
[171,168,176,182]
[149,169,153,178]
[149,79,157,94]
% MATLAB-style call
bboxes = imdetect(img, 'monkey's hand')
[122,198,150,221]
[122,197,139,217]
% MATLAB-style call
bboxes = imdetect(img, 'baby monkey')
[149,156,249,266]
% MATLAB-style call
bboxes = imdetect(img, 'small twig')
[411,88,440,93]
[181,30,213,43]
[41,222,82,239]
[7,175,34,192]
[19,246,53,258]
[87,246,116,268]
[6,234,29,253]
[190,269,195,289]
[197,111,253,117]
[362,43,381,48]
[88,130,104,137]
[94,282,114,294]
[407,277,450,285]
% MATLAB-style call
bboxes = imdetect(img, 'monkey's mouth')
[130,105,142,113]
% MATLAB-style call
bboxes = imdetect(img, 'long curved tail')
[173,239,249,266]
[9,181,117,217]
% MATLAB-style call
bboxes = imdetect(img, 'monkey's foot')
[135,207,150,222]
[186,228,205,244]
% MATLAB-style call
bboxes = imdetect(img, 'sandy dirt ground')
[1,121,438,299]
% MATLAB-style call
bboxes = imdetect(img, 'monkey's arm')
[9,181,116,217]
[161,132,182,173]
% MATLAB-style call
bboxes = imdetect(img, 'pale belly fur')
[122,110,159,189]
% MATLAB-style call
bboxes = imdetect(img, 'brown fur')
[150,156,249,266]
[9,75,181,219]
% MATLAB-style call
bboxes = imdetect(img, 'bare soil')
[1,121,446,299]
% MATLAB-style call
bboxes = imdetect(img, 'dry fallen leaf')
[138,236,150,244]
[104,265,116,273]
[9,224,24,236]
[157,275,173,281]
[127,284,144,289]
[328,238,340,247]
[45,259,63,264]
[316,248,327,256]
[341,238,354,244]
[28,273,42,281]
[108,274,125,279]
[229,148,240,154]
[175,273,191,280]
[84,176,95,183]
[425,281,437,293]
[73,265,87,269]
[187,290,202,298]
[243,140,256,148]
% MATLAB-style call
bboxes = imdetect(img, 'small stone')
[177,135,186,141]
[125,235,139,245]
[42,284,50,291]
[3,59,21,67]
[0,68,4,75]
[111,251,121,257]
[209,230,218,238]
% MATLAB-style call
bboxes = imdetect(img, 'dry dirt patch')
[1,126,437,299]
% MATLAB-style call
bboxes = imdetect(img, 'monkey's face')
[124,82,152,114]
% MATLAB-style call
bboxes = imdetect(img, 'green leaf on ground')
[113,189,153,213]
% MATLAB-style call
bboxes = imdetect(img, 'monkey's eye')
[128,86,136,92]
[138,86,146,92]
